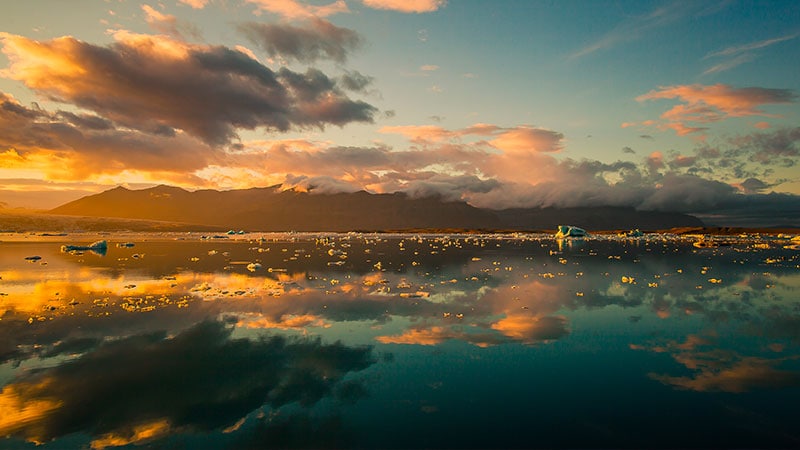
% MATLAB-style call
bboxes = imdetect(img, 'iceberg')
[555,225,587,238]
[61,240,108,256]
[618,229,644,238]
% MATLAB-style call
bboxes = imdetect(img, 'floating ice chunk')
[247,262,262,272]
[24,255,42,261]
[692,240,718,248]
[618,229,643,238]
[116,242,135,248]
[555,225,587,238]
[61,240,108,256]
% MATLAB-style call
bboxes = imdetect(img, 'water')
[1,232,799,448]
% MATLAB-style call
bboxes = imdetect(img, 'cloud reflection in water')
[0,320,375,447]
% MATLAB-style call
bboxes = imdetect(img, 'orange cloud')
[246,0,349,19]
[141,5,200,40]
[636,335,800,393]
[0,380,63,444]
[636,84,796,135]
[378,125,456,143]
[378,123,563,153]
[90,420,171,450]
[178,0,208,8]
[490,314,568,344]
[488,126,563,153]
[237,313,330,330]
[376,326,452,346]
[650,356,800,393]
[362,0,446,13]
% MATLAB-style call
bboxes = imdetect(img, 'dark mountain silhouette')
[49,185,703,231]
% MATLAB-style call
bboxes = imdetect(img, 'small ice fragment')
[25,255,42,261]
[116,242,135,248]
[246,262,262,272]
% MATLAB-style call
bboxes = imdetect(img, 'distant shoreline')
[1,212,797,237]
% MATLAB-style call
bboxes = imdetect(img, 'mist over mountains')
[49,185,704,231]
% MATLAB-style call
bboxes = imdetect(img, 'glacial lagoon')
[1,232,799,448]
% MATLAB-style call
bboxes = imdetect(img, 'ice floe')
[555,225,587,238]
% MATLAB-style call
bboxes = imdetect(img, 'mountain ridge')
[49,185,704,231]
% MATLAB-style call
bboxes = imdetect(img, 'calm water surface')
[1,232,799,449]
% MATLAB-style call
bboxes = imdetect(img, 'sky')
[0,0,798,224]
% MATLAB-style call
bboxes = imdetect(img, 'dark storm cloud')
[238,18,363,63]
[1,32,377,146]
[0,320,375,444]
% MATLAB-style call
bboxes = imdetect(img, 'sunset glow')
[0,0,796,221]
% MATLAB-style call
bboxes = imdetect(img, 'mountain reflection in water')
[1,232,799,448]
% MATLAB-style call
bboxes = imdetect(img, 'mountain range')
[49,185,704,232]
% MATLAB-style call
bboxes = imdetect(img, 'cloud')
[704,32,799,59]
[238,18,363,63]
[702,53,755,76]
[339,70,374,92]
[490,314,569,344]
[738,177,770,194]
[639,336,800,393]
[635,84,796,135]
[178,0,209,8]
[0,320,376,445]
[224,123,800,217]
[0,32,377,145]
[570,1,725,59]
[245,0,349,19]
[362,0,446,13]
[727,126,800,165]
[0,91,218,179]
[488,126,564,153]
[141,4,201,40]
[378,123,563,153]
